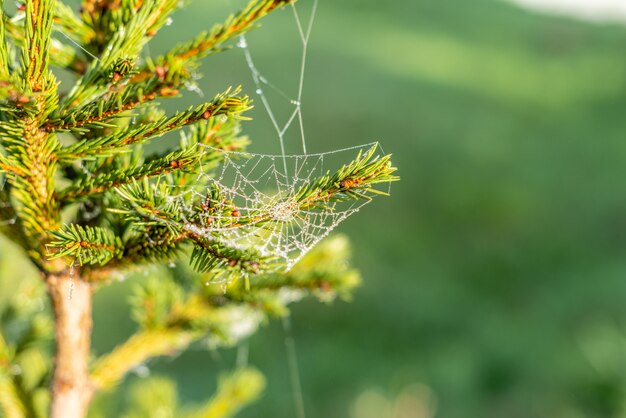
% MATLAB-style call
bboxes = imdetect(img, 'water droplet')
[237,38,247,48]
[255,88,263,95]
[166,18,173,26]
[9,365,22,375]
[68,266,75,301]
[133,364,150,378]
[291,100,300,106]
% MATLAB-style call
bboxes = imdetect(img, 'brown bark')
[46,271,94,418]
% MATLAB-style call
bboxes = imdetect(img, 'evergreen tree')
[0,1,397,417]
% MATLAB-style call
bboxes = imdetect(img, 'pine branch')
[0,6,9,78]
[91,328,198,390]
[53,2,95,45]
[111,178,270,276]
[78,227,185,282]
[62,0,179,109]
[0,335,27,418]
[189,236,267,278]
[88,235,363,397]
[132,0,296,86]
[225,235,361,312]
[0,376,26,418]
[48,223,124,266]
[80,0,181,51]
[46,76,163,132]
[59,146,201,202]
[22,0,56,93]
[119,226,186,266]
[113,179,185,233]
[92,295,263,389]
[111,186,269,276]
[111,146,396,276]
[3,13,89,74]
[0,0,63,254]
[4,133,60,249]
[185,368,265,418]
[59,88,251,161]
[294,145,399,206]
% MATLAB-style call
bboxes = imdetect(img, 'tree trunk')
[46,271,94,418]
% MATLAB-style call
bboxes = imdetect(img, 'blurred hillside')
[5,0,626,417]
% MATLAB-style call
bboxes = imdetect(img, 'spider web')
[157,0,391,273]
[168,142,387,272]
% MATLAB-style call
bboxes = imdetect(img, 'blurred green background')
[7,0,626,417]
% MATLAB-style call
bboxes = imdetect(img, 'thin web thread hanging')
[160,0,391,273]
[237,0,318,163]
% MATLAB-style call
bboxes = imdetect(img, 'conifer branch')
[48,224,123,265]
[89,235,362,392]
[59,89,251,161]
[294,145,399,206]
[22,0,56,92]
[110,179,270,276]
[111,184,269,276]
[113,180,186,232]
[3,11,89,74]
[53,2,95,45]
[225,235,362,311]
[4,126,60,249]
[132,0,296,85]
[0,377,26,418]
[91,328,198,390]
[0,7,9,78]
[2,0,62,253]
[186,368,265,418]
[46,77,162,132]
[59,146,201,202]
[91,296,263,390]
[79,227,184,282]
[62,0,179,109]
[189,236,267,277]
[119,226,186,266]
[0,336,27,418]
